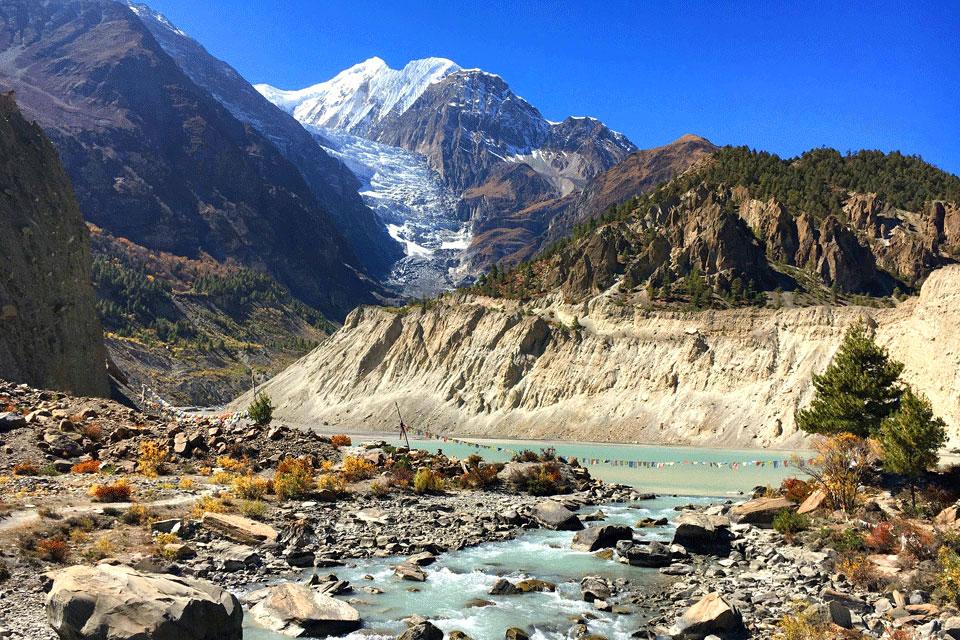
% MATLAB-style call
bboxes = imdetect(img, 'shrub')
[210,470,237,485]
[780,478,812,504]
[330,434,352,448]
[84,536,115,561]
[154,532,179,546]
[773,510,810,537]
[36,537,71,563]
[120,504,150,525]
[826,526,866,553]
[191,495,228,518]
[390,465,414,488]
[178,477,195,490]
[315,473,346,496]
[238,499,267,519]
[248,391,273,426]
[864,521,897,553]
[837,554,883,590]
[775,607,831,640]
[233,474,269,499]
[512,449,540,463]
[82,423,104,442]
[137,440,168,477]
[12,461,39,476]
[413,468,445,494]
[938,546,960,605]
[342,456,376,481]
[369,481,389,497]
[274,458,314,500]
[90,479,133,503]
[797,434,874,512]
[71,460,101,474]
[215,456,250,473]
[460,464,500,489]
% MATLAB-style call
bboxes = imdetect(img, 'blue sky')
[145,0,960,174]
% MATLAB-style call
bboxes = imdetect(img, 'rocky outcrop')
[0,93,108,397]
[46,564,242,640]
[240,265,960,449]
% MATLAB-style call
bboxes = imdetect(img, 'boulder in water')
[531,500,583,531]
[571,524,633,551]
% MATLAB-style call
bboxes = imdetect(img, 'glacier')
[311,127,472,297]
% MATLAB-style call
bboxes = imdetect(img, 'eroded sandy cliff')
[243,266,960,449]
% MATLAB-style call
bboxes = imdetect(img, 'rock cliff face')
[0,93,108,396]
[242,265,960,449]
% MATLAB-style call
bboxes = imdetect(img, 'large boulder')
[668,592,745,639]
[797,488,828,515]
[248,583,361,637]
[0,412,26,433]
[571,525,633,551]
[202,512,278,545]
[397,621,444,640]
[672,513,732,555]
[729,497,795,528]
[530,501,583,531]
[46,564,242,640]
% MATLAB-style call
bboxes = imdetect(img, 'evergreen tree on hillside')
[878,388,947,510]
[796,321,904,437]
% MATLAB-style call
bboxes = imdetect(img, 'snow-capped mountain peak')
[255,56,460,135]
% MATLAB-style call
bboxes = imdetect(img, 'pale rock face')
[238,266,960,450]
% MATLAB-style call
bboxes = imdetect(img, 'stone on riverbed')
[668,592,745,639]
[615,540,675,568]
[489,578,521,595]
[397,620,444,640]
[46,564,242,640]
[531,500,583,531]
[514,578,556,593]
[571,524,633,551]
[202,512,278,545]
[395,562,427,582]
[729,496,795,527]
[672,513,732,555]
[248,583,361,637]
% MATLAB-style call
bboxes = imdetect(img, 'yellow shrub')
[273,458,314,500]
[191,495,228,518]
[320,459,334,472]
[154,532,179,546]
[939,546,960,605]
[216,456,250,473]
[120,503,151,525]
[342,456,376,481]
[86,536,114,561]
[233,474,269,500]
[315,473,346,495]
[210,471,237,485]
[178,477,195,490]
[413,468,445,494]
[775,608,831,640]
[837,554,883,590]
[137,440,168,478]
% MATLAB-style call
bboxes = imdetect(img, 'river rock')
[672,513,732,555]
[46,564,242,640]
[514,579,556,593]
[616,540,673,568]
[395,562,427,582]
[248,583,360,637]
[489,578,521,595]
[571,525,633,551]
[531,500,583,531]
[397,621,444,640]
[580,576,611,603]
[729,496,795,527]
[202,512,278,545]
[668,592,745,639]
[505,628,529,640]
[0,412,26,432]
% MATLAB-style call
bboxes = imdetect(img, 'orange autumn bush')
[71,460,101,474]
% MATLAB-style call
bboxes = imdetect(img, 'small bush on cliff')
[879,387,947,510]
[248,392,274,426]
[773,510,809,538]
[796,321,903,438]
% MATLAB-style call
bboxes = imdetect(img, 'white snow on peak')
[255,57,460,133]
[125,2,187,37]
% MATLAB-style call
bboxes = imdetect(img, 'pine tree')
[247,391,274,426]
[796,321,904,437]
[878,388,947,510]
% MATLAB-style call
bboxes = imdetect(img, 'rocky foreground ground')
[2,379,960,639]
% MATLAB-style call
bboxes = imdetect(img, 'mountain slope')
[0,92,109,397]
[0,0,373,320]
[127,3,403,277]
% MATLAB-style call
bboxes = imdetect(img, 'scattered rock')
[531,500,584,531]
[248,583,361,637]
[202,512,278,545]
[729,497,795,527]
[571,524,633,551]
[668,592,745,639]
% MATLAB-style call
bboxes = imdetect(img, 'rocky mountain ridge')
[237,265,960,449]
